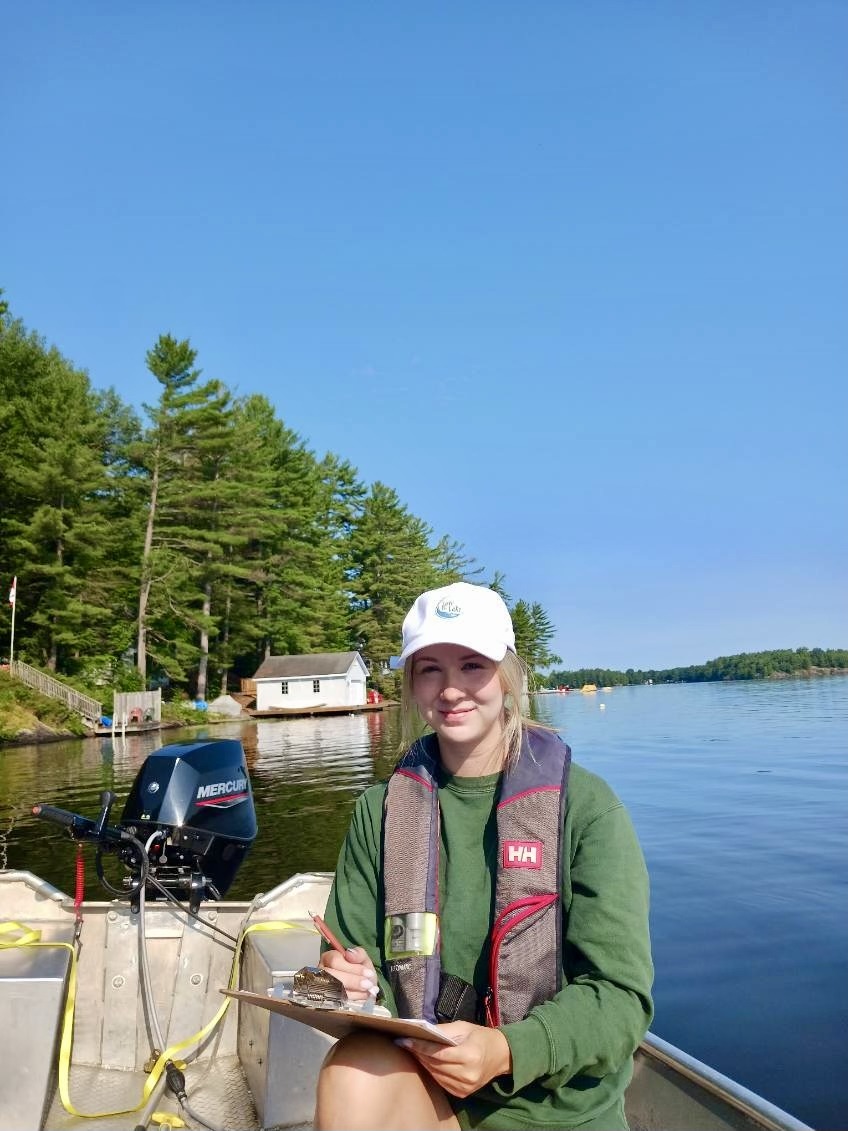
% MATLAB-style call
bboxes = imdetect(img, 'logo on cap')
[435,598,462,619]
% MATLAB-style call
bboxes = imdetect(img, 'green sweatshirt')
[323,756,654,1130]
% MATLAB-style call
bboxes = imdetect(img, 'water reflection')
[0,710,404,902]
[253,714,375,774]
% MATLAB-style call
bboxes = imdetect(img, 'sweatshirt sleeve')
[496,799,654,1094]
[321,785,399,1014]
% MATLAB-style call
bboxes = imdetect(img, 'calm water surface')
[2,678,846,1129]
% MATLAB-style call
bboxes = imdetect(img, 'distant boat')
[601,686,613,692]
[581,683,598,693]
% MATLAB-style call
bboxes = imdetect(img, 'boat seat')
[239,925,333,1129]
[0,920,76,1131]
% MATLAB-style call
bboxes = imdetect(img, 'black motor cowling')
[121,738,258,901]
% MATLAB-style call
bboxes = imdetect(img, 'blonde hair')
[399,649,546,771]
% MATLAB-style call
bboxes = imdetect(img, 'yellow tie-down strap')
[0,917,310,1119]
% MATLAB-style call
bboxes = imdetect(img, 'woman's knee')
[315,1032,458,1130]
[319,1030,414,1082]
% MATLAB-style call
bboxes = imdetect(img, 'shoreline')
[0,713,237,749]
[0,702,394,748]
[538,666,848,691]
[2,669,843,747]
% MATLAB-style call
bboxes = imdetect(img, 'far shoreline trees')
[544,648,848,688]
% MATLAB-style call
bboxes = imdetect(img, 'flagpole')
[8,576,16,667]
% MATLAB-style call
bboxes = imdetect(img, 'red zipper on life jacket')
[486,893,559,1026]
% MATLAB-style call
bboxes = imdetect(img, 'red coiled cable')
[74,842,85,921]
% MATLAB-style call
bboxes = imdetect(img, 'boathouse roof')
[252,651,366,679]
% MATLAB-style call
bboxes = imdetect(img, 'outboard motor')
[34,738,257,911]
[121,738,257,902]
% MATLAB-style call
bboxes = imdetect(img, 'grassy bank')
[0,668,89,743]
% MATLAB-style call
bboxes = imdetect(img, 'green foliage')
[0,669,88,740]
[58,659,144,713]
[133,334,238,689]
[369,668,403,699]
[161,698,209,726]
[0,292,563,703]
[347,482,442,665]
[432,536,483,583]
[253,404,352,662]
[10,294,841,715]
[6,289,842,721]
[0,311,139,672]
[511,598,562,673]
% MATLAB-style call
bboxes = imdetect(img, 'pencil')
[309,909,349,956]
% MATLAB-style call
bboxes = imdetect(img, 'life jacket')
[382,727,570,1026]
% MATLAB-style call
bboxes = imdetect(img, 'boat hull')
[0,871,811,1131]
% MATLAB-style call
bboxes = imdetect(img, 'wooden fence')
[113,689,162,725]
[9,660,102,725]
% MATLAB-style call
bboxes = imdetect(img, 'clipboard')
[222,988,459,1045]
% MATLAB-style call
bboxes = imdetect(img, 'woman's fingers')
[395,1023,512,1098]
[318,947,379,1000]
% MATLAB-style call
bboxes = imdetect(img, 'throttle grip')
[32,804,96,835]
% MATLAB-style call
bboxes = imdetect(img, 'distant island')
[543,647,848,689]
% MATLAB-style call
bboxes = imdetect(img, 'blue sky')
[3,2,846,670]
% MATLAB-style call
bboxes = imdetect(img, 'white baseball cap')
[392,582,516,667]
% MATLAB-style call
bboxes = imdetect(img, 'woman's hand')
[317,945,380,1003]
[395,1021,512,1098]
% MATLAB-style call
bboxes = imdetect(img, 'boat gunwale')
[638,1033,813,1131]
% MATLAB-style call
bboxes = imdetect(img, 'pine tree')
[134,334,242,691]
[0,312,130,670]
[529,601,562,670]
[220,397,350,681]
[509,597,561,673]
[431,535,484,583]
[347,483,441,666]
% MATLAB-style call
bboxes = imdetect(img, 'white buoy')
[599,703,606,710]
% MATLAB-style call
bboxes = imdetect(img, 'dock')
[92,719,182,737]
[247,701,389,720]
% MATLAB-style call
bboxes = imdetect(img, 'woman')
[314,582,653,1130]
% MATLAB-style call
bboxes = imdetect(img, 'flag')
[8,577,16,606]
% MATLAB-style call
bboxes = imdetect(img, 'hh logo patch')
[503,840,543,869]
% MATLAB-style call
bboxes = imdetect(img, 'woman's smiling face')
[410,642,506,771]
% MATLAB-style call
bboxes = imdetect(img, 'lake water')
[1,677,846,1129]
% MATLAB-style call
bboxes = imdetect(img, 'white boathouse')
[252,651,369,712]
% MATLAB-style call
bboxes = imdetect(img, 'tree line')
[545,647,848,688]
[0,293,561,698]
